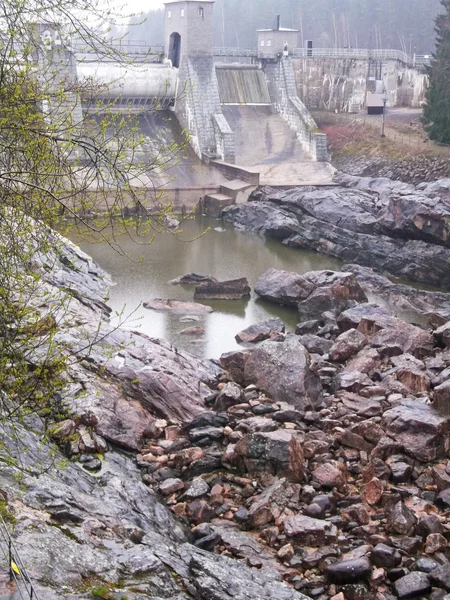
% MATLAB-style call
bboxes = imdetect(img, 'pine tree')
[423,0,450,143]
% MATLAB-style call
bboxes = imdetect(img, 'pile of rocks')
[135,268,450,600]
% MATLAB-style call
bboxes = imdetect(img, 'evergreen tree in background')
[423,0,450,143]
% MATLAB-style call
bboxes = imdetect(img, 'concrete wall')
[265,57,329,162]
[292,57,427,112]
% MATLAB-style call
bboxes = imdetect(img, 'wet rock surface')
[223,176,450,289]
[143,298,214,313]
[193,277,251,300]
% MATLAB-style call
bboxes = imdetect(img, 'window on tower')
[198,7,204,18]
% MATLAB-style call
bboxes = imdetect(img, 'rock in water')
[244,335,323,410]
[235,318,285,343]
[168,272,218,285]
[255,268,315,306]
[143,298,213,314]
[255,268,367,318]
[194,278,251,300]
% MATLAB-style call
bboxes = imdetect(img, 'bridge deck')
[222,106,335,186]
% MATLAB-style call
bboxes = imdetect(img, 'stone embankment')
[4,222,450,599]
[223,175,450,290]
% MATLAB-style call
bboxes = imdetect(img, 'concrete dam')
[40,0,428,212]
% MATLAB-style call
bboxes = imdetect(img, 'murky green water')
[74,216,344,359]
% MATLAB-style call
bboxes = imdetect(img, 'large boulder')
[222,202,300,239]
[298,270,368,320]
[255,268,368,319]
[369,320,434,359]
[255,268,314,306]
[378,194,450,247]
[244,336,323,410]
[382,400,450,462]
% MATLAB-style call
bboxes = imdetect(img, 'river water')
[75,216,344,359]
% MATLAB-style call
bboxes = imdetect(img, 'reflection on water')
[73,216,343,359]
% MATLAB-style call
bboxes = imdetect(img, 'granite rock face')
[223,176,450,289]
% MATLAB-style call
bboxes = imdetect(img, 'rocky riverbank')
[3,226,450,600]
[222,175,450,290]
[134,267,450,600]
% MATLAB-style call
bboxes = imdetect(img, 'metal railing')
[72,39,164,56]
[213,47,258,57]
[293,47,410,63]
[293,47,432,68]
[0,515,41,600]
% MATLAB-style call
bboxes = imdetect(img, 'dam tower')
[163,0,235,162]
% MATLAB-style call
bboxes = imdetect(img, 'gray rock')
[185,478,210,499]
[386,501,417,536]
[214,382,246,411]
[394,572,431,598]
[324,557,371,584]
[255,268,314,306]
[296,334,333,356]
[429,564,450,591]
[244,336,323,410]
[370,543,402,568]
[235,319,285,344]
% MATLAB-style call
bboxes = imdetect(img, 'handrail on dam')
[0,515,41,600]
[293,47,431,67]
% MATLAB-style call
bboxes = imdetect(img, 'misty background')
[121,0,442,55]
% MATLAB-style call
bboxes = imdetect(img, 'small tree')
[423,0,450,143]
[0,0,189,470]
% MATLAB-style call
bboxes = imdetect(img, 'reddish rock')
[180,326,205,336]
[284,515,338,546]
[425,533,447,554]
[248,478,299,528]
[363,477,384,506]
[395,368,431,393]
[312,461,347,490]
[277,543,294,562]
[187,499,215,524]
[159,478,185,496]
[329,328,367,362]
[382,400,450,462]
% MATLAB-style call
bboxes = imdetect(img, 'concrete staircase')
[203,179,257,217]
